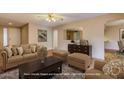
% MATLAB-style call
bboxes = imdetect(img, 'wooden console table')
[68,44,92,56]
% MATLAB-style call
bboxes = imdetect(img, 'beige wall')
[19,23,53,49]
[28,23,53,50]
[1,23,53,50]
[53,14,124,60]
[104,25,124,50]
[0,26,3,49]
[53,30,58,49]
[8,27,21,46]
[21,24,29,44]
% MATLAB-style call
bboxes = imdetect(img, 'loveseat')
[0,44,47,71]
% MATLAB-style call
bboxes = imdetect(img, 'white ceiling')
[0,13,106,27]
[106,19,124,26]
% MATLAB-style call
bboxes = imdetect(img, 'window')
[3,27,8,46]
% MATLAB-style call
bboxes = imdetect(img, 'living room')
[0,13,124,79]
[1,0,124,93]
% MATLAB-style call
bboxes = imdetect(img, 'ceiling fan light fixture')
[48,19,51,22]
[42,13,64,22]
[46,18,49,21]
[52,18,56,22]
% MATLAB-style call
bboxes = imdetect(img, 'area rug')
[0,64,84,79]
[52,64,84,79]
[105,52,124,62]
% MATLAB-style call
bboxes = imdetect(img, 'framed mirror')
[65,29,83,40]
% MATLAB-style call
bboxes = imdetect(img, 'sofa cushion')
[24,48,32,54]
[17,47,23,56]
[21,44,30,49]
[21,44,30,54]
[4,47,12,58]
[23,53,37,60]
[11,47,18,56]
[30,45,36,53]
[8,55,23,63]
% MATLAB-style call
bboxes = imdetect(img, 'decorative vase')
[37,46,48,64]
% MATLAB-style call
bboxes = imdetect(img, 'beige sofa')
[0,44,47,71]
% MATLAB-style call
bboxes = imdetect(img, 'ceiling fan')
[37,13,64,22]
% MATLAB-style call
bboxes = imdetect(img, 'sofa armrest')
[94,61,106,71]
[0,50,8,70]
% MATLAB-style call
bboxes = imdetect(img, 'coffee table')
[19,56,63,79]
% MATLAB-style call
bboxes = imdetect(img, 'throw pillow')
[30,45,36,53]
[103,59,124,78]
[4,47,12,58]
[21,44,29,51]
[11,47,18,56]
[17,47,23,55]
